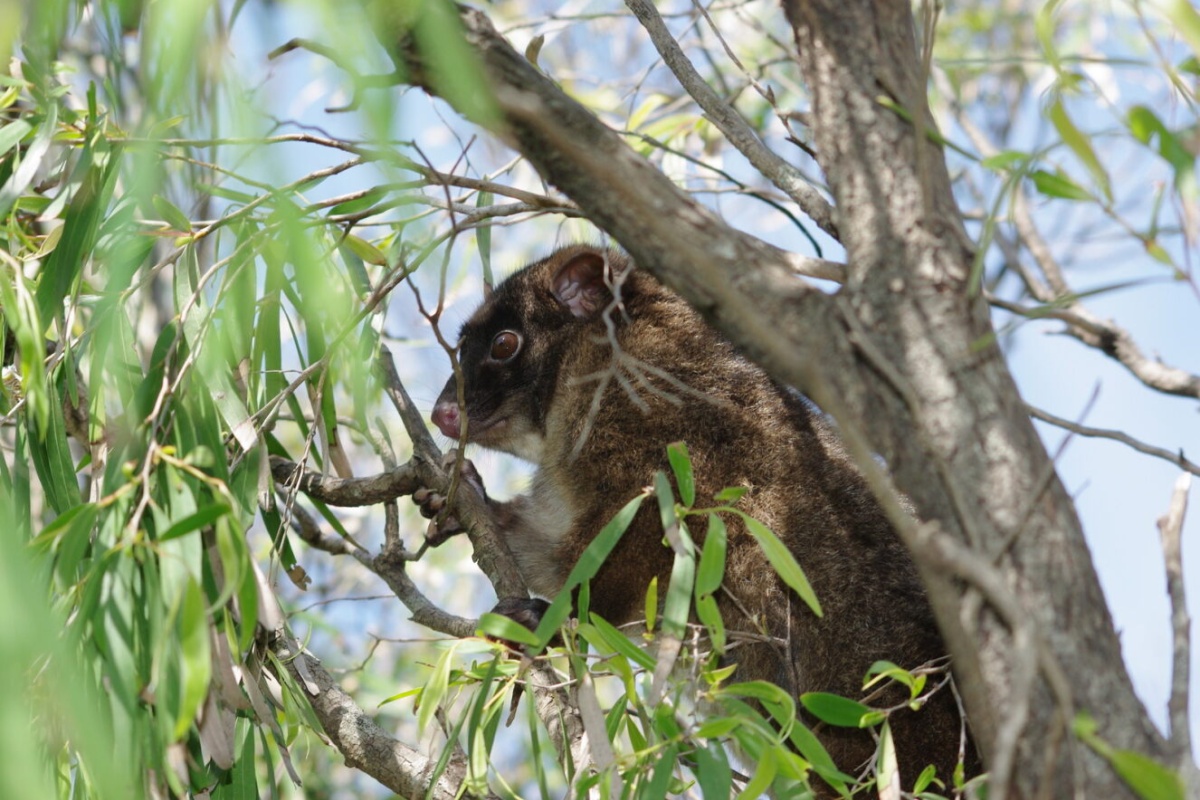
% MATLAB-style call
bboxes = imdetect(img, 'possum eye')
[489,330,522,362]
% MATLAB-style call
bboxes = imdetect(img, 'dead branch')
[1158,473,1193,761]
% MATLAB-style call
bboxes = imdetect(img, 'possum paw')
[491,597,551,633]
[411,451,488,545]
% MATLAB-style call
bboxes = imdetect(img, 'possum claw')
[425,517,463,546]
[441,450,488,501]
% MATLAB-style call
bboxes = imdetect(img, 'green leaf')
[653,702,683,738]
[695,515,727,596]
[477,612,540,647]
[532,493,646,647]
[1163,0,1200,61]
[655,470,677,532]
[175,574,213,739]
[787,721,855,788]
[740,514,822,617]
[343,233,387,266]
[695,594,725,651]
[36,143,121,327]
[1048,97,1111,201]
[52,504,97,585]
[175,248,257,453]
[210,516,250,612]
[1030,169,1092,201]
[465,656,500,797]
[864,660,923,699]
[643,744,680,800]
[1126,106,1196,201]
[695,717,741,739]
[667,441,695,507]
[158,504,230,542]
[30,500,95,549]
[913,763,939,793]
[694,740,732,800]
[405,0,499,126]
[152,194,192,235]
[477,191,494,289]
[27,374,82,513]
[416,644,456,734]
[1077,714,1184,800]
[876,720,901,798]
[329,186,389,216]
[1034,0,1064,69]
[800,692,874,728]
[662,521,696,638]
[0,101,55,220]
[213,723,259,800]
[584,614,656,670]
[645,575,658,632]
[980,150,1028,170]
[1108,749,1184,800]
[735,747,777,800]
[714,486,747,503]
[0,119,32,158]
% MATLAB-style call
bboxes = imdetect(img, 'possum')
[424,244,977,793]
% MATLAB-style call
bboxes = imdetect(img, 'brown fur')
[431,245,978,794]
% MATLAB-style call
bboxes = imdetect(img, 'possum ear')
[552,251,611,318]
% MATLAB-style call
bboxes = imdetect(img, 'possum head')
[431,246,625,463]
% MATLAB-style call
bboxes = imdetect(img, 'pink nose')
[432,400,462,439]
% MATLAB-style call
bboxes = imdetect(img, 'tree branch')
[1027,404,1200,478]
[1158,472,1192,761]
[249,552,480,799]
[623,0,839,240]
[272,641,486,800]
[270,455,421,506]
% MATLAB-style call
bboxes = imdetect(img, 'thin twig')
[1027,405,1200,478]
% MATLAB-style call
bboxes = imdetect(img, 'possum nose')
[432,400,462,439]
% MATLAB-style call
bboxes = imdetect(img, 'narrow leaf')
[694,740,732,800]
[695,514,727,596]
[667,441,695,507]
[532,493,645,647]
[1030,169,1092,201]
[158,504,230,542]
[800,692,875,728]
[477,612,540,647]
[586,614,656,670]
[1048,97,1111,201]
[1108,749,1184,800]
[0,119,32,158]
[741,514,822,616]
[175,575,213,739]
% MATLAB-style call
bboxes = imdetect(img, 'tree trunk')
[781,1,1168,796]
